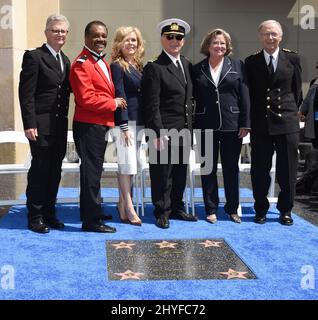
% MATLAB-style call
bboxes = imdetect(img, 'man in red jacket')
[70,20,126,233]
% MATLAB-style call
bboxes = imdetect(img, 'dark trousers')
[27,134,67,222]
[149,144,189,217]
[312,123,318,149]
[73,121,108,225]
[251,132,299,214]
[200,131,242,215]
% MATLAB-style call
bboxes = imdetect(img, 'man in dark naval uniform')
[141,18,197,229]
[245,19,302,226]
[19,14,71,233]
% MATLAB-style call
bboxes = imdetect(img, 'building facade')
[1,0,318,164]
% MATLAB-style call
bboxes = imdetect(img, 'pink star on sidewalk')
[111,242,136,250]
[155,241,178,249]
[218,268,249,279]
[114,270,145,280]
[199,240,222,248]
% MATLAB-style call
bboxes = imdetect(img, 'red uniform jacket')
[70,47,116,127]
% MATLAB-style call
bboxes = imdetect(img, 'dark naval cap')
[157,18,191,36]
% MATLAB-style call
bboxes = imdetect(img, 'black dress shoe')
[279,213,293,226]
[28,219,50,234]
[44,217,64,229]
[170,211,198,221]
[254,214,266,224]
[156,215,169,229]
[82,223,116,233]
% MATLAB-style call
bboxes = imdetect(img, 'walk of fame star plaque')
[106,239,257,281]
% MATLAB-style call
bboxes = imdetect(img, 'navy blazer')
[110,62,143,126]
[300,78,318,139]
[245,49,302,135]
[141,51,193,136]
[19,44,71,136]
[193,56,250,131]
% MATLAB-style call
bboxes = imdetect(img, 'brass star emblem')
[114,270,145,280]
[111,242,136,250]
[155,241,178,249]
[218,268,249,279]
[199,240,222,248]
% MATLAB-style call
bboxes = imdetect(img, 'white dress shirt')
[84,45,111,82]
[209,58,224,86]
[263,48,279,72]
[163,49,186,82]
[46,43,64,72]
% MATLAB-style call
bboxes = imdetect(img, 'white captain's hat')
[157,18,191,36]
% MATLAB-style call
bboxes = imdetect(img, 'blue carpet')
[0,188,318,300]
[18,187,250,200]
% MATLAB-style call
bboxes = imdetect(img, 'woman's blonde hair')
[111,26,145,72]
[200,28,233,57]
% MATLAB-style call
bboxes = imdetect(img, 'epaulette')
[77,55,88,63]
[282,48,297,54]
[252,50,261,55]
[148,56,158,63]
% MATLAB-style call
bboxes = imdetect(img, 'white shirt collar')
[85,45,105,60]
[46,43,60,57]
[84,46,110,81]
[46,43,64,72]
[163,49,181,65]
[263,48,279,62]
[263,48,279,72]
[209,58,224,86]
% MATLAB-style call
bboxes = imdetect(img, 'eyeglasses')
[260,32,279,38]
[50,29,68,35]
[165,34,184,41]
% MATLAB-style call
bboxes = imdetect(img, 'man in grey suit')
[245,20,302,226]
[142,18,197,229]
[19,14,71,233]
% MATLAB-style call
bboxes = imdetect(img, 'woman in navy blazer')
[193,28,251,224]
[110,26,145,225]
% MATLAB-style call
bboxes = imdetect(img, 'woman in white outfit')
[110,26,145,225]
